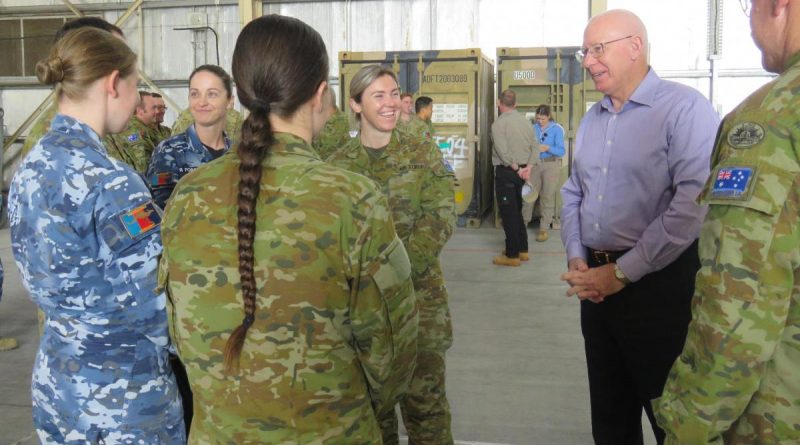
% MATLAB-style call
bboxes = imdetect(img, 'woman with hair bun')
[8,27,184,443]
[159,14,418,443]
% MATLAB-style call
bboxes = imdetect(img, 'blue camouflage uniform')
[146,124,231,210]
[8,114,184,444]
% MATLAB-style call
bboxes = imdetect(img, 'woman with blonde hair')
[159,15,418,443]
[328,64,456,445]
[8,27,184,443]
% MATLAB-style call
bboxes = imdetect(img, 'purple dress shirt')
[560,69,720,282]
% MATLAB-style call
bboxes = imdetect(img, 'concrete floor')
[0,225,657,445]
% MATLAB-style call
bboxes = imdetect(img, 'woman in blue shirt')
[147,65,233,210]
[524,104,565,241]
[8,27,184,443]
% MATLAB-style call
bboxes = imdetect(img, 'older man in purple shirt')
[560,10,719,445]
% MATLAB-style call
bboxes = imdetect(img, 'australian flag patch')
[120,202,161,238]
[709,166,754,199]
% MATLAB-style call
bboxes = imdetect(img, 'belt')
[498,164,527,170]
[542,157,560,162]
[587,248,629,265]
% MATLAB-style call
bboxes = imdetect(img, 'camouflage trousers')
[522,159,561,226]
[378,267,454,445]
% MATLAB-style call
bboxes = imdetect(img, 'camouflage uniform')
[171,108,244,146]
[312,108,354,160]
[396,114,434,140]
[146,124,231,210]
[654,52,800,445]
[21,105,150,176]
[154,124,172,142]
[107,116,159,174]
[20,104,57,160]
[158,131,418,444]
[8,114,184,444]
[329,129,456,445]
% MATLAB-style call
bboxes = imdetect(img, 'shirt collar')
[600,67,659,112]
[186,123,232,153]
[50,113,106,153]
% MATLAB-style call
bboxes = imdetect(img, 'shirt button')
[598,195,603,201]
[611,115,617,120]
[594,223,600,230]
[602,167,608,174]
[606,140,612,145]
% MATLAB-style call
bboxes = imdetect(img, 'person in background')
[655,0,800,443]
[560,10,719,445]
[522,104,565,241]
[159,15,418,443]
[171,103,244,146]
[108,90,160,173]
[312,88,353,159]
[415,95,435,137]
[329,64,456,445]
[399,92,415,124]
[147,65,233,211]
[492,89,537,267]
[8,27,184,443]
[151,93,172,141]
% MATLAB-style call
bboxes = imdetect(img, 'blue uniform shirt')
[146,123,231,210]
[8,114,184,444]
[535,121,565,160]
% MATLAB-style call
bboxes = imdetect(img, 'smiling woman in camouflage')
[8,27,184,443]
[158,14,419,444]
[329,65,457,445]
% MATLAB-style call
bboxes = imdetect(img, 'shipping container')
[496,46,604,227]
[339,49,495,227]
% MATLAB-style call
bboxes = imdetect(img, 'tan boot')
[536,230,549,242]
[0,337,19,351]
[503,250,529,261]
[493,255,521,267]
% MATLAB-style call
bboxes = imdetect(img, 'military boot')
[493,255,521,267]
[502,250,529,261]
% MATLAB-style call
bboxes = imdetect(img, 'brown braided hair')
[224,14,329,371]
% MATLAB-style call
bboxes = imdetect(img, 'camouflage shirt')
[654,52,800,445]
[108,116,158,174]
[312,108,354,160]
[159,132,418,444]
[329,130,456,350]
[146,124,231,210]
[396,114,434,140]
[8,114,184,443]
[171,108,244,146]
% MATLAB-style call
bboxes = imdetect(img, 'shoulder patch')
[127,133,139,142]
[151,172,172,187]
[120,202,162,238]
[709,166,755,200]
[726,122,764,149]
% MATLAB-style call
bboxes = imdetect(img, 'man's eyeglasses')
[739,0,751,17]
[576,35,633,63]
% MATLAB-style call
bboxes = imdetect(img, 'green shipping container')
[496,46,604,225]
[339,49,495,227]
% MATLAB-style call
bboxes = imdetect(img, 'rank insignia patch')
[151,172,172,187]
[120,202,161,238]
[710,167,754,199]
[727,122,764,149]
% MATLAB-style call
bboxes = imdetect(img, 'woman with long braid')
[158,14,418,443]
